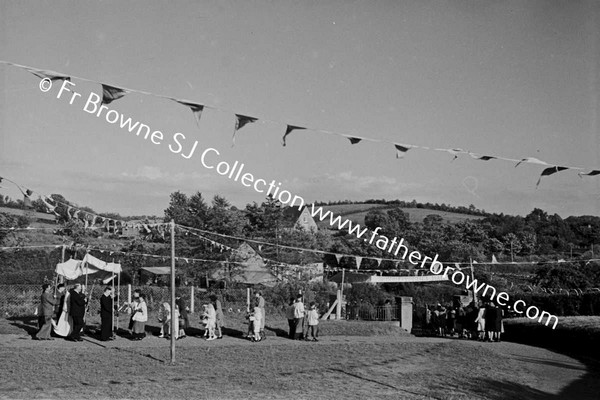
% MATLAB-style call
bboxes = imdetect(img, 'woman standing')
[475,301,486,341]
[54,285,73,338]
[210,294,224,339]
[130,294,148,340]
[205,302,217,340]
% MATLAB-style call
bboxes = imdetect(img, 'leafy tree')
[164,191,192,225]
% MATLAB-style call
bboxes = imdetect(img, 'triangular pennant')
[343,135,362,145]
[515,157,549,168]
[355,256,363,270]
[579,170,600,177]
[101,84,128,105]
[334,254,343,263]
[41,196,59,216]
[469,153,496,161]
[174,99,204,127]
[282,125,306,146]
[374,258,382,266]
[24,67,70,82]
[394,144,412,159]
[491,254,498,264]
[232,114,258,145]
[536,166,569,187]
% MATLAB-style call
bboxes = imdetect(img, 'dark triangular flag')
[24,67,70,82]
[579,170,600,177]
[394,144,412,159]
[282,125,306,146]
[174,100,204,127]
[344,135,362,145]
[101,84,128,105]
[469,153,496,161]
[536,166,569,187]
[232,114,258,145]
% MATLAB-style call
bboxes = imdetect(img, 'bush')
[345,283,391,306]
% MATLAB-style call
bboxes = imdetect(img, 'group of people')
[35,283,229,342]
[285,295,320,341]
[34,282,95,342]
[425,299,504,342]
[36,284,324,343]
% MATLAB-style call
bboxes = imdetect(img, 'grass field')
[1,315,600,399]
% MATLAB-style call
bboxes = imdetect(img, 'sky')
[0,0,599,218]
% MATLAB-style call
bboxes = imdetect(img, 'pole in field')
[170,219,176,365]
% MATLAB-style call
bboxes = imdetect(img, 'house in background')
[213,242,279,286]
[283,205,318,232]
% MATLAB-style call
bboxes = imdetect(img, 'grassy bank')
[504,316,600,361]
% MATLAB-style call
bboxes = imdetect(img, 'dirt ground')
[1,318,599,400]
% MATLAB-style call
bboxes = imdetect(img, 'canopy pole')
[112,258,115,337]
[170,220,176,365]
[116,271,121,333]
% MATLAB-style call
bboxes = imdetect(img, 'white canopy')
[55,254,122,280]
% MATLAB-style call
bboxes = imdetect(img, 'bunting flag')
[232,114,258,145]
[343,135,363,145]
[579,170,600,177]
[282,125,306,146]
[375,258,382,266]
[101,84,128,105]
[3,61,599,188]
[394,144,412,159]
[355,256,363,270]
[23,67,70,82]
[41,196,59,216]
[334,254,343,263]
[174,100,204,127]
[445,148,465,161]
[491,254,498,264]
[21,189,33,209]
[536,166,569,187]
[469,153,496,161]
[515,157,549,168]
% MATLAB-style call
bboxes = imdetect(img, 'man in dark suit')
[35,284,56,340]
[100,286,114,341]
[68,283,86,342]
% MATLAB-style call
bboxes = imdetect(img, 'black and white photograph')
[1,1,599,399]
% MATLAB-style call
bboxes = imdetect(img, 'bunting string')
[0,174,169,232]
[2,60,599,186]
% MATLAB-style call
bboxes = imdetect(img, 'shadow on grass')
[460,378,552,400]
[504,322,600,400]
[8,316,38,337]
[265,325,288,337]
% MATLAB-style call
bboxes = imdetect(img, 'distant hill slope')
[316,203,484,228]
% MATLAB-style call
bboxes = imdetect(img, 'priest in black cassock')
[100,286,114,341]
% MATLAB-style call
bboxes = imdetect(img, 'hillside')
[317,203,484,229]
